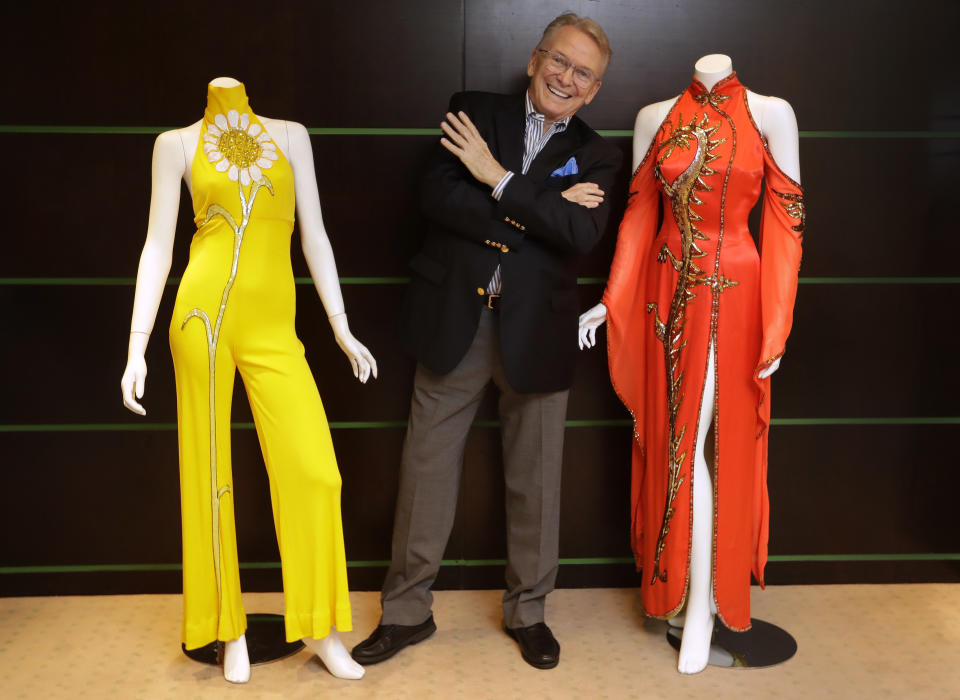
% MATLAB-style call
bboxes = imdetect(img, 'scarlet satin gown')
[602,74,804,630]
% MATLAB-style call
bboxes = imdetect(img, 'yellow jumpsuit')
[169,82,352,650]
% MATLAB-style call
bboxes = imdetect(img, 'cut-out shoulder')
[632,96,679,171]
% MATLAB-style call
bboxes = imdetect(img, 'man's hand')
[561,182,604,209]
[440,111,507,188]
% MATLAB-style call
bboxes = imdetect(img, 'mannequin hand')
[440,111,507,188]
[562,182,604,209]
[757,356,781,379]
[578,302,608,350]
[121,355,148,415]
[329,315,378,383]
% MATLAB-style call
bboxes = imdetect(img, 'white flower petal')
[260,149,278,161]
[256,157,275,170]
[260,140,276,152]
[248,123,262,137]
[256,132,271,143]
[206,150,223,163]
[240,168,251,186]
[214,113,228,131]
[228,164,239,181]
[203,142,215,153]
[207,123,221,137]
[227,110,239,128]
[204,133,218,144]
[215,158,230,172]
[239,113,250,129]
[248,164,262,182]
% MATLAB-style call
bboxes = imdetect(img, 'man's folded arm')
[420,145,526,250]
[496,148,622,254]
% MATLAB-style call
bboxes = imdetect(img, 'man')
[352,13,621,670]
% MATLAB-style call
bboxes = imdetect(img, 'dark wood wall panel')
[768,425,959,554]
[464,0,960,130]
[2,0,958,595]
[1,2,463,127]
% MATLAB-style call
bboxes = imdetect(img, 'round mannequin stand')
[665,617,797,668]
[182,614,304,666]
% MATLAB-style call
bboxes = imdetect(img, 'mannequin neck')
[209,76,241,88]
[693,54,733,92]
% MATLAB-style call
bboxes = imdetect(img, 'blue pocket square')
[550,156,578,178]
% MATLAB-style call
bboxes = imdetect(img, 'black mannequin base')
[666,617,797,668]
[181,613,305,666]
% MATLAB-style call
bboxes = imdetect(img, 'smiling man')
[351,13,621,670]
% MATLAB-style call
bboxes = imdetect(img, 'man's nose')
[556,66,576,86]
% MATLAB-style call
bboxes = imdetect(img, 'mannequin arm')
[758,97,801,183]
[578,302,607,350]
[120,130,185,415]
[756,96,802,379]
[287,121,377,383]
[757,357,781,379]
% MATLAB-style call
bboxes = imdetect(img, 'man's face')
[526,25,604,123]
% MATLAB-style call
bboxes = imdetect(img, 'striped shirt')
[487,92,571,293]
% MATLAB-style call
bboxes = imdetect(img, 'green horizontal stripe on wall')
[1,417,958,433]
[1,125,958,138]
[2,553,957,574]
[2,276,960,287]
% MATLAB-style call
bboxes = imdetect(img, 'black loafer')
[505,622,560,669]
[351,615,437,665]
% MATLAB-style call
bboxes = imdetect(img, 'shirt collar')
[524,91,570,131]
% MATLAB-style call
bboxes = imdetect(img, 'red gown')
[602,73,804,630]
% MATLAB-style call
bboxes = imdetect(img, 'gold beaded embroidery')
[217,128,262,169]
[647,111,726,586]
[773,189,806,235]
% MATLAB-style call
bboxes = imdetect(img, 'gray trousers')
[381,308,569,629]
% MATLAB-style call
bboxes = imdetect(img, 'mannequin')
[121,77,375,683]
[579,55,802,674]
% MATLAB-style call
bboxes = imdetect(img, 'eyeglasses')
[537,49,599,88]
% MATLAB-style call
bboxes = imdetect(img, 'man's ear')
[526,50,539,79]
[583,80,602,106]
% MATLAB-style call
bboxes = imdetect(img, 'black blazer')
[399,91,623,393]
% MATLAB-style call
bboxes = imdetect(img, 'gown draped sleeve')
[757,147,805,375]
[601,142,660,564]
[751,142,805,587]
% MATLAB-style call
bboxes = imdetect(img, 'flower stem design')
[181,175,274,617]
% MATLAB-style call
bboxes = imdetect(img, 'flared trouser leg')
[239,348,352,642]
[172,319,247,650]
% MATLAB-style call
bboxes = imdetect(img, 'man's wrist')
[491,170,514,201]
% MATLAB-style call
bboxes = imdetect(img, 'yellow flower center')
[217,129,262,168]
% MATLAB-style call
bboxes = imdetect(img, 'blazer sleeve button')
[501,245,510,253]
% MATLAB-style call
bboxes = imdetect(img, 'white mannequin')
[578,55,801,674]
[120,77,374,683]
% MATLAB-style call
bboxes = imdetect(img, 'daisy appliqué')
[203,109,279,186]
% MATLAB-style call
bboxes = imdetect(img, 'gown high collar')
[688,72,744,106]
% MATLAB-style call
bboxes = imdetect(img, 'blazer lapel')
[494,94,526,174]
[525,122,581,183]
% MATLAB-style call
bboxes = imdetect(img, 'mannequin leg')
[677,342,717,674]
[223,635,250,683]
[303,627,365,679]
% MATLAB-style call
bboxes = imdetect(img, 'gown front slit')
[603,73,804,631]
[169,82,352,649]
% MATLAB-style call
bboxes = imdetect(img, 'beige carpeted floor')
[1,585,958,699]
